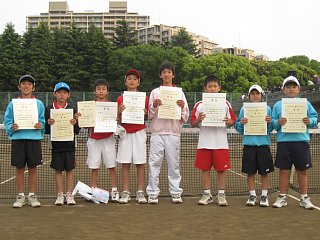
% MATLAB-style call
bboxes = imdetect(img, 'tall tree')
[171,29,199,56]
[113,19,138,49]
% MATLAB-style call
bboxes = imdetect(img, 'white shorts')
[116,129,147,164]
[87,137,116,169]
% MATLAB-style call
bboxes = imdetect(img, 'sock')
[18,193,25,197]
[261,190,268,196]
[203,189,211,195]
[301,194,308,199]
[111,187,118,192]
[29,193,35,197]
[249,190,256,196]
[279,193,286,198]
[218,189,225,194]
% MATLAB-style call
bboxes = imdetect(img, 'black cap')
[19,75,36,84]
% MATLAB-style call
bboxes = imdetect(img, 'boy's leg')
[136,164,145,191]
[217,171,226,190]
[65,170,76,205]
[28,166,37,193]
[259,174,270,207]
[279,169,290,194]
[16,167,25,193]
[91,169,99,188]
[247,174,256,191]
[296,170,308,195]
[201,170,211,189]
[55,170,63,194]
[246,174,257,206]
[121,163,131,191]
[109,167,117,188]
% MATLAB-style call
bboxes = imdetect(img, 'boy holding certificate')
[191,75,235,206]
[272,76,317,209]
[4,75,45,208]
[116,69,148,204]
[45,82,80,205]
[146,62,189,204]
[236,85,274,207]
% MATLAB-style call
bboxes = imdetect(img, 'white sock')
[249,190,256,196]
[301,194,308,199]
[218,189,225,194]
[261,190,268,196]
[18,193,25,197]
[279,193,286,198]
[111,187,118,192]
[29,193,35,197]
[203,189,211,195]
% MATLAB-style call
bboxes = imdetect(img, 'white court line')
[228,169,320,211]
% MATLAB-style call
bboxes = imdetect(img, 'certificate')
[122,91,146,124]
[94,102,118,133]
[50,109,74,141]
[282,98,307,133]
[243,102,267,135]
[158,86,182,120]
[202,93,226,127]
[12,98,38,129]
[77,101,96,127]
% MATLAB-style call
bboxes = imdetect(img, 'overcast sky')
[0,0,319,61]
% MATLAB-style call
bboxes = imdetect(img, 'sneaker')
[13,195,26,208]
[136,190,147,204]
[272,195,287,208]
[300,197,314,210]
[119,191,131,204]
[198,193,214,205]
[110,190,120,202]
[55,193,65,206]
[66,193,76,205]
[172,193,183,204]
[246,195,257,206]
[148,194,159,204]
[216,193,228,206]
[27,195,41,207]
[259,195,269,207]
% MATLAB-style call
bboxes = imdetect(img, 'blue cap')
[54,82,70,92]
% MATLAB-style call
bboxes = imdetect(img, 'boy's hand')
[176,100,185,108]
[266,116,272,123]
[74,112,81,120]
[153,99,162,108]
[48,118,55,125]
[70,118,77,125]
[303,117,310,125]
[118,103,125,113]
[11,123,19,132]
[278,117,287,126]
[198,112,206,123]
[240,117,248,124]
[34,122,42,130]
[224,117,234,126]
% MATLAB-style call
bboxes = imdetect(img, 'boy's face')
[160,68,174,85]
[18,81,34,96]
[125,74,140,91]
[283,83,300,98]
[54,89,70,103]
[249,90,262,102]
[95,84,108,100]
[204,81,221,93]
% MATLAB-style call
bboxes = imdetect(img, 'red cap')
[125,69,140,79]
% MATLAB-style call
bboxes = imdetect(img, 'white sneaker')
[272,195,287,208]
[259,195,269,207]
[216,193,228,206]
[300,197,314,210]
[110,190,120,202]
[198,193,214,205]
[246,195,257,206]
[55,193,65,206]
[66,193,76,205]
[13,195,26,208]
[148,194,159,204]
[27,195,41,207]
[119,191,131,204]
[136,190,147,204]
[171,193,183,204]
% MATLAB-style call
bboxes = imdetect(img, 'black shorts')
[275,142,312,171]
[11,140,43,168]
[51,151,76,171]
[242,146,274,175]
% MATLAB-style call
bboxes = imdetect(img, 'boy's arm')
[235,108,244,134]
[226,102,236,126]
[44,106,51,134]
[38,101,46,135]
[306,102,318,128]
[271,102,281,131]
[148,90,157,120]
[4,102,14,137]
[180,92,189,124]
[266,106,274,133]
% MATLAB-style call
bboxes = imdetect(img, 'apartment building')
[213,46,268,60]
[26,1,150,39]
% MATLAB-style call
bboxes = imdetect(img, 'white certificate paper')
[282,98,307,133]
[243,102,267,135]
[94,102,118,133]
[158,86,182,120]
[202,93,226,127]
[12,98,38,129]
[77,101,96,128]
[50,109,74,141]
[122,91,146,124]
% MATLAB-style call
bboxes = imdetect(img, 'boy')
[117,69,148,204]
[191,75,235,206]
[236,85,274,207]
[4,75,45,208]
[272,76,317,209]
[146,62,189,204]
[77,79,119,202]
[45,82,80,206]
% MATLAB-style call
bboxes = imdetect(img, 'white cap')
[248,84,264,95]
[282,76,300,88]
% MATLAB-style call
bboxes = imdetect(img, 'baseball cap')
[248,84,264,95]
[282,76,300,88]
[54,82,70,92]
[19,75,36,84]
[125,69,141,79]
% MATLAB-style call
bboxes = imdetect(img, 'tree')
[171,29,199,56]
[113,19,138,49]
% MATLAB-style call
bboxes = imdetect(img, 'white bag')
[72,181,109,204]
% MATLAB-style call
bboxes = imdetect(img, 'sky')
[0,0,319,61]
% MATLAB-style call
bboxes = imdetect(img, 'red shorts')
[195,149,231,171]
